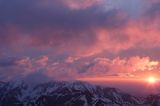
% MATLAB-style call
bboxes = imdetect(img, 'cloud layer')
[0,0,160,81]
[0,56,160,81]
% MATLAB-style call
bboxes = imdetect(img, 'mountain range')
[0,81,160,106]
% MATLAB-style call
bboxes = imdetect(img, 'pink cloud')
[15,56,160,80]
[34,56,49,66]
[1,55,160,81]
[63,0,103,10]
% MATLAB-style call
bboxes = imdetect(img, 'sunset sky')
[0,0,160,86]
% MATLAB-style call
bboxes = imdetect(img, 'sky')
[0,0,160,85]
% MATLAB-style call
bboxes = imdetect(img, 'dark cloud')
[146,2,160,18]
[0,0,123,29]
[0,57,17,67]
[0,0,130,56]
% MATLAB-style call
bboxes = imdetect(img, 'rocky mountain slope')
[0,81,160,106]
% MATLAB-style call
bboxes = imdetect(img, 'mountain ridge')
[0,81,160,106]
